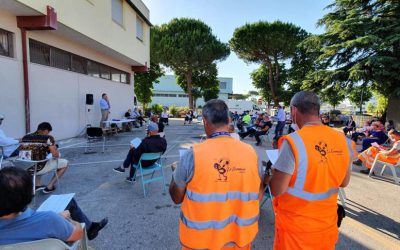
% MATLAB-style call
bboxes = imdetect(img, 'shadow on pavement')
[346,199,400,240]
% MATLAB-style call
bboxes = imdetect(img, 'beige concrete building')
[0,0,150,139]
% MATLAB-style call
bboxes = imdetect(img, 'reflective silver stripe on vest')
[287,187,339,201]
[186,189,259,202]
[180,212,259,230]
[290,133,308,190]
[286,133,338,201]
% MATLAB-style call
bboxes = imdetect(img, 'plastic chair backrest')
[87,127,103,137]
[139,152,162,161]
[0,238,80,250]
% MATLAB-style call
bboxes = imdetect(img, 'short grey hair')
[202,99,229,126]
[290,91,320,115]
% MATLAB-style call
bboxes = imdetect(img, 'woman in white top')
[161,109,169,126]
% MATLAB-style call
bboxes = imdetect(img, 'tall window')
[136,16,144,41]
[112,0,123,25]
[0,28,14,58]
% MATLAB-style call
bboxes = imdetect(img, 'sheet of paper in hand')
[130,138,142,148]
[266,149,279,165]
[37,193,75,213]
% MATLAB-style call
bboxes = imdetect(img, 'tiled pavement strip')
[29,119,399,249]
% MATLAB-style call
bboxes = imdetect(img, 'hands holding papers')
[266,150,279,165]
[130,138,142,148]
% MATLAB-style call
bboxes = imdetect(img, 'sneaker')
[113,166,125,173]
[42,186,56,194]
[35,185,46,192]
[125,177,136,183]
[353,159,362,166]
[87,218,108,240]
[256,142,261,146]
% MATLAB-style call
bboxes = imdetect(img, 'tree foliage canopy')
[176,63,220,107]
[347,84,373,112]
[303,0,400,98]
[134,27,165,107]
[134,64,164,107]
[230,21,308,104]
[153,18,230,108]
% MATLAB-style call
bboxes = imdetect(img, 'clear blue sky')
[142,0,331,94]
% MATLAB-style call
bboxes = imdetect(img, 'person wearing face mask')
[268,91,357,250]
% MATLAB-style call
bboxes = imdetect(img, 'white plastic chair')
[0,238,82,250]
[14,158,59,195]
[369,153,400,185]
[0,224,88,250]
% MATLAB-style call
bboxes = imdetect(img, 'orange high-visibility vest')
[274,125,356,234]
[180,137,260,250]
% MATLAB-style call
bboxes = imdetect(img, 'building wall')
[0,7,136,139]
[150,75,233,108]
[0,8,28,138]
[15,0,150,65]
[151,93,229,107]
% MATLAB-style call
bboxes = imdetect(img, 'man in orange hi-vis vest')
[269,91,357,250]
[169,99,263,250]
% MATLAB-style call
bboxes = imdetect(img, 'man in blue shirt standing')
[274,105,286,137]
[100,93,111,128]
[0,167,108,245]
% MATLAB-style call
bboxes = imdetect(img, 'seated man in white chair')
[19,122,68,194]
[0,167,108,245]
[0,114,19,158]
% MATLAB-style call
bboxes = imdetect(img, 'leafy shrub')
[151,104,163,115]
[177,107,189,117]
[169,105,178,117]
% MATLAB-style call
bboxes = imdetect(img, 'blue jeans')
[275,121,285,136]
[67,198,92,228]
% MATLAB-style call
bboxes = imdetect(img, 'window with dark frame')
[51,48,71,71]
[30,40,50,66]
[87,60,100,78]
[28,39,130,84]
[72,55,87,74]
[0,28,13,58]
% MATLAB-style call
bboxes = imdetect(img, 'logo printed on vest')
[315,141,328,163]
[214,158,246,182]
[214,159,229,181]
[315,140,345,165]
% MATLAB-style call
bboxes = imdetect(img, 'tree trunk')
[265,61,278,106]
[273,55,280,95]
[186,71,194,109]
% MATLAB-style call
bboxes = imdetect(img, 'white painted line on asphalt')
[58,141,87,149]
[69,159,123,166]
